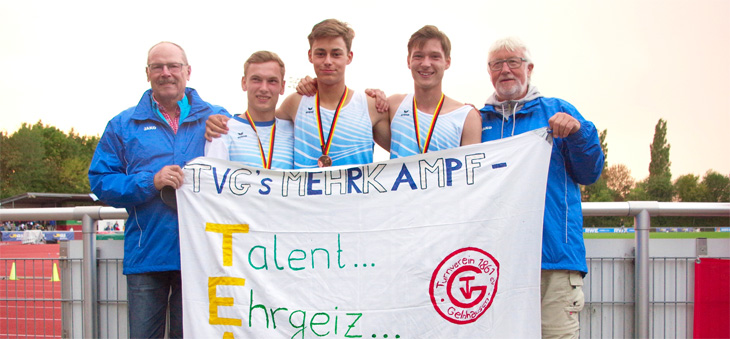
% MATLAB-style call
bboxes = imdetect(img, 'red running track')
[0,243,62,338]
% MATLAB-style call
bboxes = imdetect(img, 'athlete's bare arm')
[367,96,391,151]
[386,94,407,122]
[205,114,231,141]
[460,108,482,146]
[276,93,303,122]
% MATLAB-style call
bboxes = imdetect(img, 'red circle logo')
[429,247,500,324]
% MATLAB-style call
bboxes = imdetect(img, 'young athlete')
[387,25,481,158]
[205,51,294,169]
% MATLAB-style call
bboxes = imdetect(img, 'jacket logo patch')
[144,126,157,131]
[482,126,492,131]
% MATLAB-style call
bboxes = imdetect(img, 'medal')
[316,87,348,168]
[243,110,276,169]
[412,93,445,154]
[317,155,332,168]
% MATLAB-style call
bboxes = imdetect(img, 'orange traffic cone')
[9,262,17,280]
[49,263,60,282]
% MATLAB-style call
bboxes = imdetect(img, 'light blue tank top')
[390,93,470,159]
[293,90,374,168]
[204,115,294,170]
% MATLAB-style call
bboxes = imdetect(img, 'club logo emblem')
[429,247,499,324]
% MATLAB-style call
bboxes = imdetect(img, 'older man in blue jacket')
[480,37,604,339]
[89,41,228,338]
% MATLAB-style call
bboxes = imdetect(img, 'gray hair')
[488,37,532,64]
[148,41,189,65]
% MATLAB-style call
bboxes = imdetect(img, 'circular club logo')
[429,247,500,324]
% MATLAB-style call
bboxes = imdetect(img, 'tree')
[647,119,673,202]
[0,121,99,199]
[627,180,650,201]
[702,170,730,202]
[674,174,706,202]
[605,164,634,201]
[581,129,610,202]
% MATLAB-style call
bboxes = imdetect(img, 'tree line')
[1,121,99,198]
[1,120,727,226]
[582,118,729,227]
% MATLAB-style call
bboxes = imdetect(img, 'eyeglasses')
[488,57,528,72]
[147,63,186,74]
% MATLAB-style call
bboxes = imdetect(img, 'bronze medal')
[318,155,332,168]
[316,87,348,168]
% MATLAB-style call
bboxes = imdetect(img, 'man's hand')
[365,88,389,113]
[548,112,581,138]
[154,165,185,190]
[205,114,230,141]
[296,76,318,97]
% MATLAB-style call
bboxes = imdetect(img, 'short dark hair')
[308,19,355,52]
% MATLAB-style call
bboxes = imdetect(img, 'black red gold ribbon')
[315,87,349,158]
[244,110,276,169]
[412,93,445,154]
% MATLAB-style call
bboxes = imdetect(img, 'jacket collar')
[479,85,542,116]
[132,87,210,122]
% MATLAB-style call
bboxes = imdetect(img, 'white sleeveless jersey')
[294,90,374,168]
[390,93,471,159]
[205,115,294,170]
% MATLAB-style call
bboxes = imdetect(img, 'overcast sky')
[1,0,728,181]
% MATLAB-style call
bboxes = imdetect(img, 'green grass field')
[583,231,730,239]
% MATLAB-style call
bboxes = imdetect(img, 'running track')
[0,243,61,338]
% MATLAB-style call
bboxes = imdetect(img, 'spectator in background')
[88,41,229,338]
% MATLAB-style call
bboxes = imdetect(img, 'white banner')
[178,128,552,338]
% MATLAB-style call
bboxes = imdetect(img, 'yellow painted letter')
[206,223,249,266]
[209,276,246,326]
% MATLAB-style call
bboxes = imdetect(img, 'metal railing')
[581,201,729,338]
[1,206,126,338]
[1,202,729,338]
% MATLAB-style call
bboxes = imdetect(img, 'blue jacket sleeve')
[88,118,157,208]
[561,104,605,185]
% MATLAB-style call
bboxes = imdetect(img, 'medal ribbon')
[244,111,276,169]
[315,87,349,157]
[412,93,445,153]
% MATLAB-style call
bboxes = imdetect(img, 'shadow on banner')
[693,258,730,338]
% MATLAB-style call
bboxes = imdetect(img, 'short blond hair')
[244,51,286,79]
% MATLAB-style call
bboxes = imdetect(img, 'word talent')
[186,153,494,197]
[206,232,362,338]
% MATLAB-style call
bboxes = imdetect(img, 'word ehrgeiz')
[186,153,490,197]
[205,230,363,338]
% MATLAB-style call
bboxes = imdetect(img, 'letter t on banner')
[206,223,250,266]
